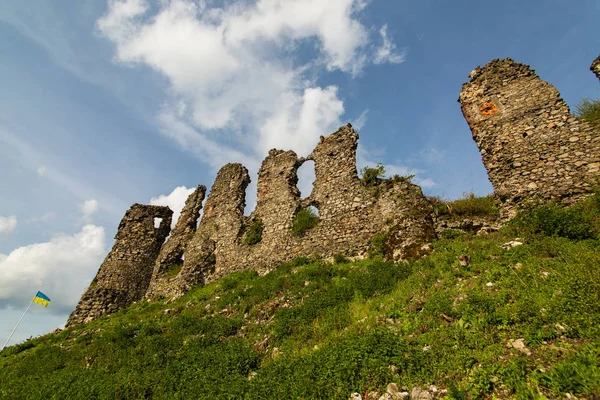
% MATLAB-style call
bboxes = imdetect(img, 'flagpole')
[1,297,34,352]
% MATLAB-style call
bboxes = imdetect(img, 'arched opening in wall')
[154,217,163,228]
[297,160,316,199]
[306,205,320,217]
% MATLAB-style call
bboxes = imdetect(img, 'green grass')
[509,190,600,240]
[2,198,600,399]
[432,193,499,218]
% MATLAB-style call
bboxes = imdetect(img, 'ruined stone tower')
[145,185,206,298]
[592,55,600,81]
[66,204,172,326]
[459,58,600,215]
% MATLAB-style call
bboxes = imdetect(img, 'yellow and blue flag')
[32,291,51,307]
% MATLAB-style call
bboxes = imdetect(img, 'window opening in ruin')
[306,205,320,217]
[197,200,206,228]
[243,180,257,217]
[297,160,316,199]
[522,132,528,138]
[154,217,163,228]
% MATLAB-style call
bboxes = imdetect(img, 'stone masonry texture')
[592,55,600,81]
[145,185,206,298]
[459,58,600,217]
[66,204,172,326]
[156,124,437,299]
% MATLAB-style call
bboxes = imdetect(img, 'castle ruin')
[69,125,437,323]
[459,57,600,216]
[68,55,600,326]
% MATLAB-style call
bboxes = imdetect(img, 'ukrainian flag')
[32,291,51,307]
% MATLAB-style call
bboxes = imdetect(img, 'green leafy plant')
[164,263,183,278]
[360,163,386,187]
[243,218,264,245]
[510,191,600,240]
[291,207,319,237]
[575,98,600,123]
[367,232,387,259]
[334,254,350,264]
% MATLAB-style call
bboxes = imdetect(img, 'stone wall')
[592,55,600,81]
[459,58,600,217]
[67,204,172,326]
[145,185,206,298]
[150,125,436,299]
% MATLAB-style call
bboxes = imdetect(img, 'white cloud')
[259,86,344,156]
[79,199,99,223]
[374,24,406,65]
[96,0,404,171]
[26,212,56,224]
[0,225,106,313]
[0,216,17,234]
[351,109,368,131]
[421,148,445,164]
[36,166,47,176]
[150,186,195,229]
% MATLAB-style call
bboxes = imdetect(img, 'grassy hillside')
[2,197,600,399]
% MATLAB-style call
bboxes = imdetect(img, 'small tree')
[360,163,386,187]
[574,98,600,123]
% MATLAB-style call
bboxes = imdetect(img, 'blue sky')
[1,0,598,346]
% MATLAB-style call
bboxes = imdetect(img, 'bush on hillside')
[431,193,498,218]
[510,191,600,240]
[575,98,600,123]
[367,232,387,259]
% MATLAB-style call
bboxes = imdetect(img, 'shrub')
[510,195,600,240]
[360,163,386,187]
[432,193,498,218]
[367,232,387,259]
[291,207,319,237]
[389,174,415,184]
[334,254,350,264]
[575,98,600,123]
[243,218,264,245]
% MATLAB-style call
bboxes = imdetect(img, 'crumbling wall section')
[459,58,600,217]
[592,55,600,81]
[145,185,206,298]
[67,204,172,326]
[157,164,249,297]
[160,125,436,295]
